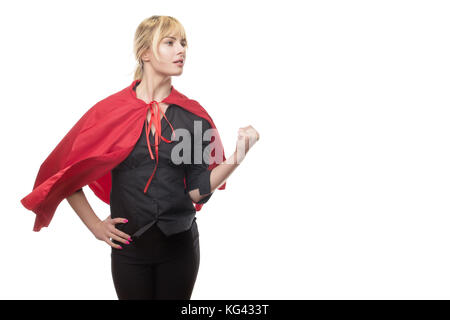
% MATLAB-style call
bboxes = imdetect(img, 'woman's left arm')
[189,125,260,203]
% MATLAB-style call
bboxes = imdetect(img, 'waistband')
[111,218,199,262]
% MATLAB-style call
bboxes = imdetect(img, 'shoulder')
[170,104,212,130]
[86,84,135,118]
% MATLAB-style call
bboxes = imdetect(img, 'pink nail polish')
[125,241,129,244]
[123,219,128,223]
[118,246,123,249]
[128,238,132,241]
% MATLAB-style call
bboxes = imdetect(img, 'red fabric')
[21,79,227,232]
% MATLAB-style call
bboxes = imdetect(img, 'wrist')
[88,218,102,234]
[231,149,246,164]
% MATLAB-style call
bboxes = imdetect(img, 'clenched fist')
[235,125,260,163]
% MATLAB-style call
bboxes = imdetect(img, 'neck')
[136,72,172,104]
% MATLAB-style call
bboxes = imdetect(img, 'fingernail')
[128,237,132,241]
[123,219,128,223]
[118,246,123,249]
[125,241,130,244]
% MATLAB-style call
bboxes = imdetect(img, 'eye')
[167,40,187,47]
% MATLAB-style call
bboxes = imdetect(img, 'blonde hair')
[133,15,189,80]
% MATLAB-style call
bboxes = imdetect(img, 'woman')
[65,16,260,299]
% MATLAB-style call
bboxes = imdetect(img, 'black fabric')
[109,82,214,239]
[111,218,200,300]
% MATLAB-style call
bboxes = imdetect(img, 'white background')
[1,0,450,299]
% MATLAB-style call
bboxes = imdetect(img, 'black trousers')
[110,219,200,300]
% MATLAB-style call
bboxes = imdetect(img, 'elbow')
[188,189,212,204]
[188,189,201,203]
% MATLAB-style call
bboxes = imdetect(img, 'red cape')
[21,79,227,232]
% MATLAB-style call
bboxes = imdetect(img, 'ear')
[141,47,152,62]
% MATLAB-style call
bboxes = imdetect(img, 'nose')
[178,43,186,53]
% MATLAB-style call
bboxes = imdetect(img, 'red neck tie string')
[143,100,176,194]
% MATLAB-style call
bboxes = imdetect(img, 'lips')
[173,59,184,63]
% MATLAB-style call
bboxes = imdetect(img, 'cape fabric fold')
[21,79,226,232]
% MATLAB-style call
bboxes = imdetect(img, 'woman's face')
[143,34,187,76]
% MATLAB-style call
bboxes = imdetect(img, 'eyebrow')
[165,36,186,42]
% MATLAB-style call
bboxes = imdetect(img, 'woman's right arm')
[66,189,132,249]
